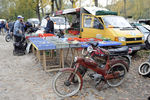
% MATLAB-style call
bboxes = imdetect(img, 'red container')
[68,30,79,35]
[39,33,55,37]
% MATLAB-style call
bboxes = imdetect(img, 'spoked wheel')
[5,35,11,42]
[138,62,150,76]
[107,63,127,87]
[53,70,81,97]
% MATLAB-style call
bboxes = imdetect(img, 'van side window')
[83,15,92,28]
[93,18,103,29]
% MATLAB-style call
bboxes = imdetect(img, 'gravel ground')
[0,35,149,100]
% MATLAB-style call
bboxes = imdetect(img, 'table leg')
[42,50,46,71]
[70,48,75,67]
[65,48,69,61]
[61,49,64,68]
[36,50,40,62]
[32,45,35,55]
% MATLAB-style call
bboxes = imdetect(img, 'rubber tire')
[145,41,150,50]
[107,63,127,87]
[138,62,150,76]
[52,70,81,97]
[5,35,11,42]
[146,34,150,45]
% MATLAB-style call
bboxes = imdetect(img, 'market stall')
[29,35,122,72]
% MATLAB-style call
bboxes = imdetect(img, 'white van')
[41,17,70,33]
[27,18,40,27]
[0,19,6,23]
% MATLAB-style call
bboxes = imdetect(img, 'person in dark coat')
[0,21,5,35]
[44,16,54,34]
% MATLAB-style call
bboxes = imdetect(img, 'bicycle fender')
[110,60,129,72]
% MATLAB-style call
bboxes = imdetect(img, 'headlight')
[118,37,126,41]
[74,57,78,62]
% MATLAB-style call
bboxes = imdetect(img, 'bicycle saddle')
[108,46,129,54]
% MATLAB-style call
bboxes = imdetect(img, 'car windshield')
[103,16,132,28]
[51,17,69,25]
[137,26,149,34]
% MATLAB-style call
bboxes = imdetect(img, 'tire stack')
[138,62,150,77]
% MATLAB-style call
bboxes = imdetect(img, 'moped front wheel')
[106,63,127,87]
[52,69,81,97]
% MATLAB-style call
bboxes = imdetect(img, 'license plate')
[132,46,141,50]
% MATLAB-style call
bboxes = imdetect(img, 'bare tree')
[51,0,54,15]
[55,0,62,10]
[40,0,44,17]
[95,0,98,7]
[124,0,126,17]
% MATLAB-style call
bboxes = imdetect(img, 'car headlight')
[118,37,126,41]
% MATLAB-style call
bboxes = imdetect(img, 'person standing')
[0,21,5,35]
[13,15,25,55]
[0,21,1,35]
[44,16,54,34]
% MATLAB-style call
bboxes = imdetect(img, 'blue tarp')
[29,37,122,50]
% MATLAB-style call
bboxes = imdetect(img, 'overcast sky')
[76,0,112,7]
[45,0,113,13]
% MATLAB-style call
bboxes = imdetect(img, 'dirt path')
[0,35,149,100]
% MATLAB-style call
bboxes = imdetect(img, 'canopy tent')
[55,7,117,16]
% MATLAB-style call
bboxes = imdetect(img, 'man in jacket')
[14,15,24,37]
[13,15,25,55]
[44,16,54,34]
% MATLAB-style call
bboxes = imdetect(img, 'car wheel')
[145,41,150,50]
[146,34,150,45]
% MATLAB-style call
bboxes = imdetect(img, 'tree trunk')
[95,0,98,7]
[59,0,62,10]
[51,0,54,15]
[70,0,74,8]
[124,0,126,18]
[36,1,41,22]
[55,0,62,10]
[40,0,44,17]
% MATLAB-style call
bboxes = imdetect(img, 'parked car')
[27,18,40,27]
[131,23,150,49]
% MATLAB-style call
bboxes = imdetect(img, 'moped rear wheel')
[52,70,81,97]
[107,63,127,87]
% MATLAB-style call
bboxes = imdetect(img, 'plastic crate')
[69,43,81,48]
[51,41,69,49]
